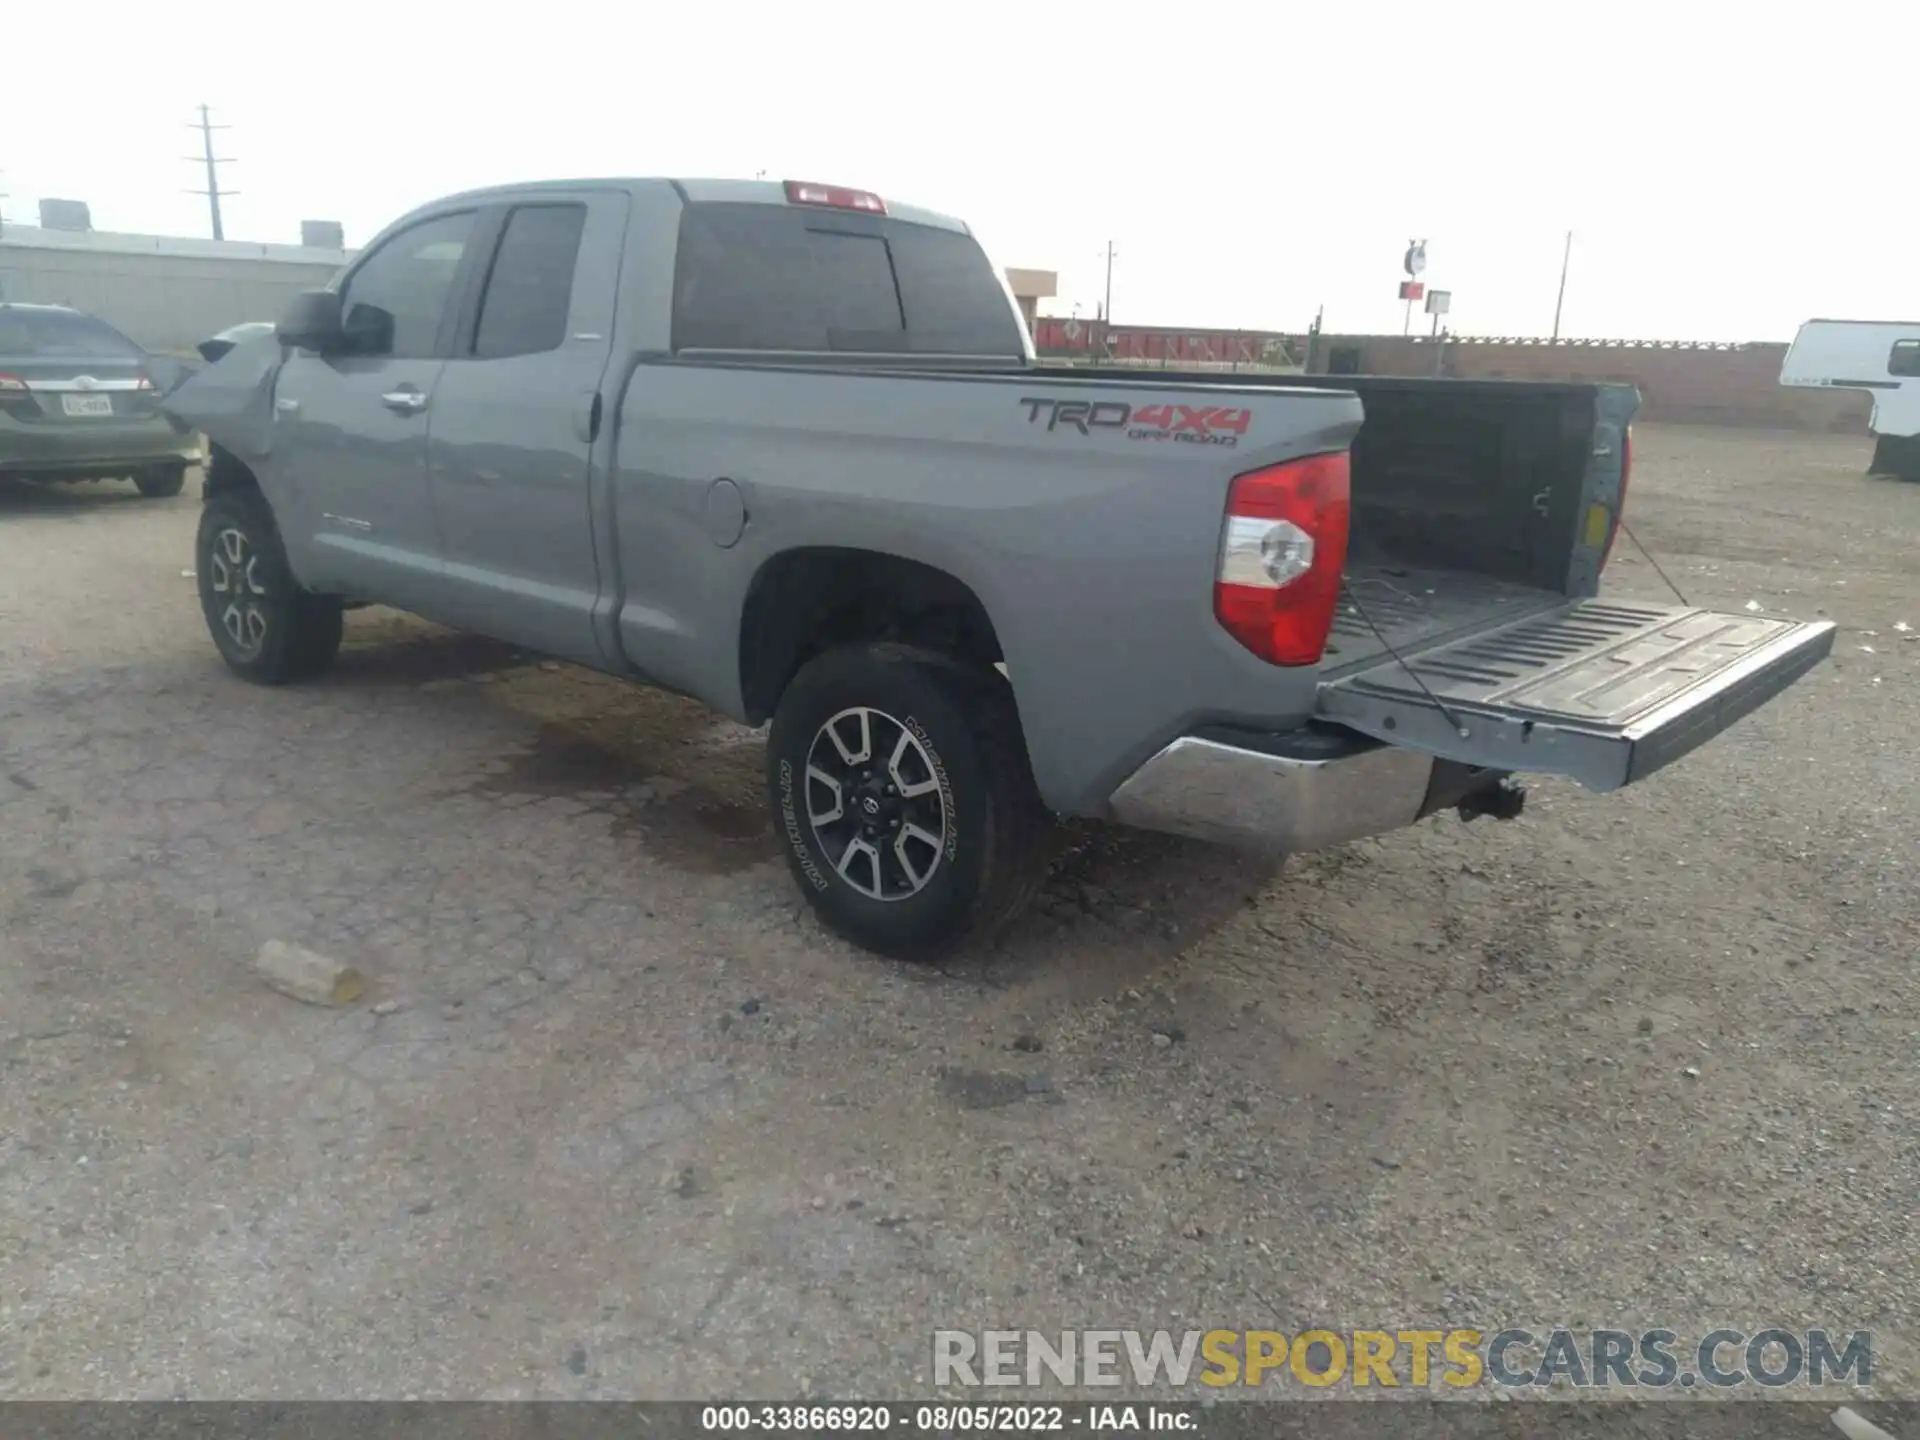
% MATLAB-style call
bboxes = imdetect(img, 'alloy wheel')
[803,706,949,901]
[207,526,269,659]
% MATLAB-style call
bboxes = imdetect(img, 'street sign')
[1425,290,1452,315]
[1403,240,1427,277]
[1399,281,1425,301]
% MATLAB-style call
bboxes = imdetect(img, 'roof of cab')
[423,177,971,235]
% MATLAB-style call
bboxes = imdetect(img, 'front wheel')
[134,464,187,498]
[767,643,1051,961]
[195,488,343,684]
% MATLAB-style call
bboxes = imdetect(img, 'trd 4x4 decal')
[1019,397,1251,447]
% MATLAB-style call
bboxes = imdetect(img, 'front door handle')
[381,388,429,415]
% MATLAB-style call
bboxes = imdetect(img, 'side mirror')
[276,290,344,352]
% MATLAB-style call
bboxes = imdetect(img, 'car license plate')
[61,394,115,418]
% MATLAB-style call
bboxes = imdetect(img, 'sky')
[2,0,1913,342]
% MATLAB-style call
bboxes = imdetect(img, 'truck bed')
[1324,559,1561,678]
[1036,366,1636,599]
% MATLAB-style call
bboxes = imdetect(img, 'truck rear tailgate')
[1317,600,1836,792]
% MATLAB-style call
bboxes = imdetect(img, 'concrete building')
[0,222,353,356]
[1002,268,1057,337]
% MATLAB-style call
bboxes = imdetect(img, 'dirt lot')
[1,425,1915,1404]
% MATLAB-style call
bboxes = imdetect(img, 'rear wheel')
[767,643,1050,961]
[1871,434,1920,482]
[195,488,343,684]
[134,464,187,499]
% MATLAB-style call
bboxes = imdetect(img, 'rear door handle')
[573,391,602,444]
[381,389,429,415]
[274,397,300,415]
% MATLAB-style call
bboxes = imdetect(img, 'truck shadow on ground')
[329,612,1281,949]
[332,618,530,686]
[0,477,160,515]
[948,821,1282,996]
[441,674,778,878]
[477,719,775,877]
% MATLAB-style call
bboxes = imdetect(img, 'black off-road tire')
[1870,433,1920,483]
[195,487,343,684]
[135,464,188,499]
[767,643,1051,961]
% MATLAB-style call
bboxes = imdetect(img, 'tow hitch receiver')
[1458,776,1527,823]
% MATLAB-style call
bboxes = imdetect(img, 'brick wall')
[1307,336,1871,432]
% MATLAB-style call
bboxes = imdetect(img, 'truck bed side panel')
[608,365,1360,814]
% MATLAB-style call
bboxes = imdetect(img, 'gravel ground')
[0,425,1914,1407]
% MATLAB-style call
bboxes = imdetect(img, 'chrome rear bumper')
[1106,735,1437,851]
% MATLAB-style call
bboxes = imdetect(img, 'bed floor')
[1322,559,1563,677]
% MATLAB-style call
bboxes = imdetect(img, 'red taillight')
[783,179,886,215]
[134,375,154,391]
[1214,451,1351,666]
[0,373,28,397]
[1601,424,1632,572]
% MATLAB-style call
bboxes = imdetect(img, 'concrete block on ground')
[257,939,365,1008]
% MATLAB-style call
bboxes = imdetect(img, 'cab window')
[338,211,477,358]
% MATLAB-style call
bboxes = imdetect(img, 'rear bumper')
[1106,728,1447,850]
[0,418,199,475]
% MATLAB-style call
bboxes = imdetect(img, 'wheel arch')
[202,442,262,498]
[737,547,1010,726]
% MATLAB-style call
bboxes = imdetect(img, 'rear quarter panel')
[609,366,1361,814]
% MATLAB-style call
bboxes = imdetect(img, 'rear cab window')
[1889,339,1920,378]
[671,202,1024,357]
[0,309,143,359]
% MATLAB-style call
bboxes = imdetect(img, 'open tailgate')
[1317,600,1835,792]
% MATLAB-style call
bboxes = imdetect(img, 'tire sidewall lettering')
[902,714,960,862]
[777,758,831,891]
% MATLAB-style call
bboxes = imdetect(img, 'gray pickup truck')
[165,177,1835,959]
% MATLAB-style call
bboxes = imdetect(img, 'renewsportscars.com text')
[932,1328,1872,1391]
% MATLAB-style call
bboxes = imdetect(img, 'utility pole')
[1551,230,1573,341]
[185,104,237,241]
[1100,240,1117,323]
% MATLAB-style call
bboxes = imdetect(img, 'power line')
[184,104,238,240]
